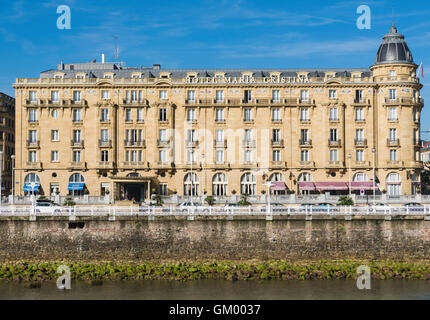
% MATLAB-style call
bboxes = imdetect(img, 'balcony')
[384,97,423,105]
[271,161,287,168]
[256,99,269,105]
[270,99,283,105]
[243,139,256,148]
[243,118,254,124]
[354,139,367,147]
[299,139,312,147]
[214,140,227,148]
[25,162,42,170]
[71,140,84,148]
[299,161,315,168]
[242,161,258,167]
[121,161,146,168]
[124,140,146,147]
[185,140,199,148]
[68,162,86,170]
[271,139,284,148]
[157,139,170,148]
[157,161,172,168]
[97,161,113,169]
[352,98,371,106]
[122,99,148,106]
[242,99,254,104]
[328,139,342,147]
[387,139,400,147]
[72,120,83,126]
[354,161,370,168]
[300,118,311,124]
[386,160,404,167]
[26,140,40,149]
[99,139,112,148]
[299,98,315,105]
[328,161,344,168]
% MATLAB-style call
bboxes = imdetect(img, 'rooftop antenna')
[113,36,119,61]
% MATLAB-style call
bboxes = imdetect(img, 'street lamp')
[347,153,352,197]
[11,155,15,206]
[372,148,376,206]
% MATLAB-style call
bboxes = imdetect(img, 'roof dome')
[374,24,414,65]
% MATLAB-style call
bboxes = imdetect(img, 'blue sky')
[1,0,429,134]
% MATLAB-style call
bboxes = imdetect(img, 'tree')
[237,194,251,206]
[338,196,354,206]
[63,197,76,206]
[205,196,215,206]
[152,194,164,206]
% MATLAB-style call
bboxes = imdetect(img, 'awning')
[315,182,348,191]
[386,181,401,185]
[270,181,286,191]
[23,183,40,192]
[68,182,85,191]
[299,181,316,191]
[350,182,378,190]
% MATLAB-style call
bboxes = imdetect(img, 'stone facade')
[12,25,424,200]
[0,92,15,195]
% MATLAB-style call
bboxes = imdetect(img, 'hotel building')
[13,24,424,201]
[0,92,15,196]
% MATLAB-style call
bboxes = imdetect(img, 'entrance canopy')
[315,182,348,191]
[350,181,378,190]
[68,182,84,191]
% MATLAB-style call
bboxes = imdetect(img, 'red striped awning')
[299,181,315,191]
[350,181,378,190]
[315,182,348,191]
[270,181,287,191]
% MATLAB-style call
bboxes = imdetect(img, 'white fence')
[1,205,430,220]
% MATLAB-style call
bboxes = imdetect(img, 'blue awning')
[68,183,85,191]
[23,183,40,192]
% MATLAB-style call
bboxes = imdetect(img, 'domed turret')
[374,24,414,65]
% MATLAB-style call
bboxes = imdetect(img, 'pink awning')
[270,181,287,191]
[315,182,348,191]
[299,181,315,191]
[350,182,378,190]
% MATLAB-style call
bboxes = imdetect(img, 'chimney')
[153,64,161,70]
[102,54,105,64]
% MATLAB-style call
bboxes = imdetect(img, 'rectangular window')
[355,107,364,121]
[330,129,338,141]
[245,150,253,162]
[356,129,364,141]
[51,91,60,102]
[51,130,59,141]
[272,129,280,142]
[272,90,280,102]
[29,130,37,143]
[102,150,110,162]
[329,90,337,99]
[389,70,397,78]
[29,91,38,102]
[389,89,396,100]
[187,90,195,101]
[216,129,224,142]
[130,90,138,102]
[329,108,338,121]
[159,129,167,142]
[159,150,167,162]
[29,151,37,163]
[355,90,363,102]
[330,149,338,161]
[187,129,196,142]
[215,108,224,121]
[356,150,364,161]
[216,150,224,163]
[125,109,132,122]
[101,129,109,141]
[159,183,168,196]
[301,150,309,161]
[101,90,110,100]
[72,109,82,122]
[187,109,196,121]
[244,90,252,102]
[159,108,167,121]
[273,150,280,162]
[137,109,144,122]
[300,129,308,142]
[187,149,196,163]
[244,129,252,142]
[300,108,309,121]
[272,108,280,121]
[73,91,81,102]
[73,151,81,162]
[388,107,398,121]
[216,90,224,102]
[73,130,81,142]
[300,90,309,102]
[159,90,168,99]
[51,151,59,162]
[101,108,109,122]
[29,109,38,122]
[390,149,397,161]
[389,128,397,140]
[244,108,252,121]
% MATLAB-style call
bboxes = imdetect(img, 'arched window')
[69,173,85,183]
[25,173,40,184]
[212,173,228,196]
[241,173,256,195]
[184,173,199,196]
[298,172,312,182]
[353,172,368,182]
[269,173,285,195]
[386,173,401,196]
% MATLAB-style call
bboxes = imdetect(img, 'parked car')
[35,201,62,214]
[177,202,210,213]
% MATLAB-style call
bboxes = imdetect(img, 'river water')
[0,280,429,300]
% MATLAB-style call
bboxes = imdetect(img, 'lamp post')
[11,155,15,206]
[347,153,352,197]
[372,148,376,206]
